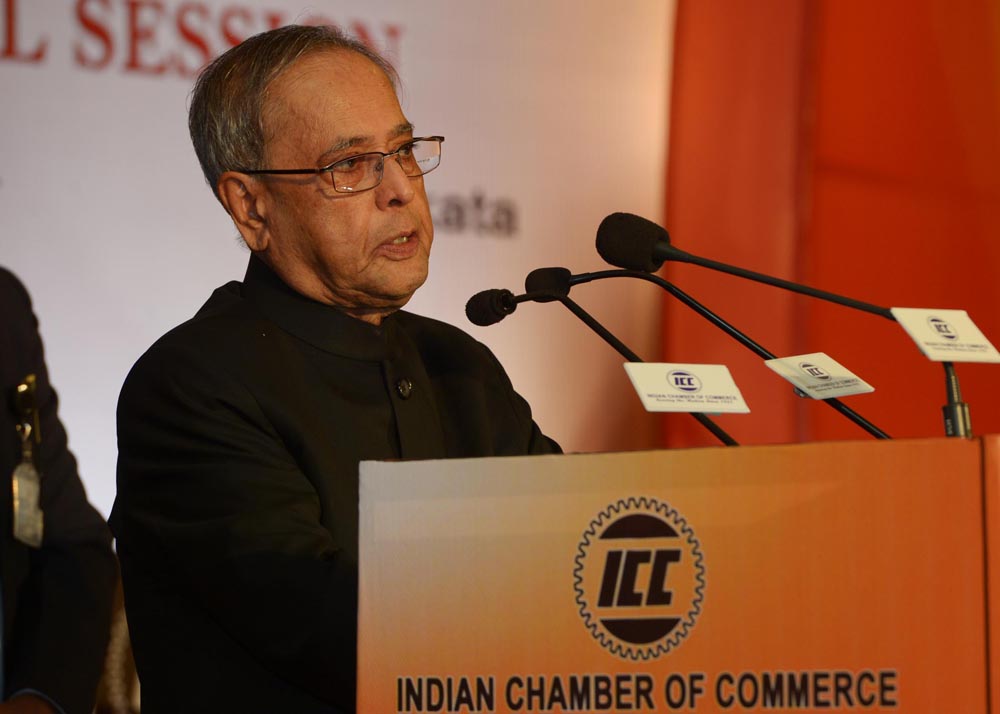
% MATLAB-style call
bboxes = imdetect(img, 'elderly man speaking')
[110,24,559,714]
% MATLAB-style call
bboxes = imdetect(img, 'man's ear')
[217,171,270,252]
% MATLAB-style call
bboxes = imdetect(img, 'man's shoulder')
[141,280,262,360]
[123,280,270,394]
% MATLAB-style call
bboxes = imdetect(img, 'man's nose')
[375,155,415,208]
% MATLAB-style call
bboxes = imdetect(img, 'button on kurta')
[395,378,413,399]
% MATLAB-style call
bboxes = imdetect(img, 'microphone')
[595,213,670,273]
[596,212,972,437]
[465,288,518,326]
[465,288,565,326]
[524,267,571,298]
[468,282,643,360]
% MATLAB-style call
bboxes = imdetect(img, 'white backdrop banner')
[1,0,674,516]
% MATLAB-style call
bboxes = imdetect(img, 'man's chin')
[362,280,425,312]
[382,267,429,304]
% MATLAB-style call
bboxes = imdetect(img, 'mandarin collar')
[242,256,397,362]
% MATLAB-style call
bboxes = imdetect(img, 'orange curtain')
[665,0,1000,446]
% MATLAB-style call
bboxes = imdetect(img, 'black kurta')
[111,257,559,713]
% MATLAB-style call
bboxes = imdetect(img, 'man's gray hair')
[188,24,399,201]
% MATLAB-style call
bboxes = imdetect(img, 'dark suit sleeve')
[0,269,117,714]
[112,340,357,706]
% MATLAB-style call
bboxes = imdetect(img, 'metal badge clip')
[12,375,43,547]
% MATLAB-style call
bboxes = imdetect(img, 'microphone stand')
[564,269,891,440]
[541,294,739,447]
[942,362,972,437]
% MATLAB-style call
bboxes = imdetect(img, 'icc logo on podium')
[574,497,705,660]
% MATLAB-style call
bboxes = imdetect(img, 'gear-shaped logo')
[574,497,705,660]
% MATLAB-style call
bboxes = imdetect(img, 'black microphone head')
[524,267,571,302]
[465,288,516,326]
[596,212,671,272]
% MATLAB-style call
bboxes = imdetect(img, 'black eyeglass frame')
[238,136,445,194]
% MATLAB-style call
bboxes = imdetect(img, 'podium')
[359,436,1000,713]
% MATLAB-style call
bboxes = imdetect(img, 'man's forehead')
[270,48,393,103]
[262,48,404,153]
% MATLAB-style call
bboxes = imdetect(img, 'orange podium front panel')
[358,437,994,713]
[985,435,1000,711]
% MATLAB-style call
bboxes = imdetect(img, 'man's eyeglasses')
[240,136,444,194]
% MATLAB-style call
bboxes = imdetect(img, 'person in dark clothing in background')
[0,267,116,714]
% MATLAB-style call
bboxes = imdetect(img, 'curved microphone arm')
[659,246,896,320]
[568,269,892,440]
